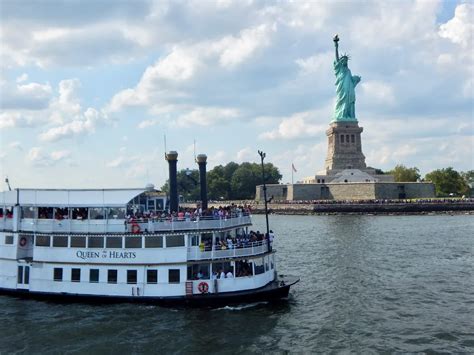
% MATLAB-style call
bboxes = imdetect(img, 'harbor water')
[0,214,473,353]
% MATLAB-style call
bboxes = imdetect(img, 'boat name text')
[76,250,137,260]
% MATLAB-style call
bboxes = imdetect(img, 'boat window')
[71,268,81,282]
[212,262,232,277]
[127,270,137,284]
[106,237,122,248]
[145,236,163,248]
[24,266,30,284]
[4,235,13,245]
[147,270,158,284]
[55,208,69,220]
[108,270,117,284]
[70,236,86,248]
[188,234,199,246]
[21,207,36,219]
[254,258,265,275]
[54,268,63,281]
[235,260,253,277]
[125,237,142,248]
[166,235,184,247]
[72,208,88,220]
[168,269,180,283]
[271,255,274,269]
[53,236,68,247]
[88,236,104,248]
[90,269,99,283]
[38,207,54,219]
[187,263,210,280]
[35,235,50,247]
[265,256,269,271]
[107,207,126,219]
[90,208,105,220]
[17,266,23,284]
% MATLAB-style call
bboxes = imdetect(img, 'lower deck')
[0,253,277,298]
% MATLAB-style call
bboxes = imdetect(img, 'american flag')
[292,163,297,172]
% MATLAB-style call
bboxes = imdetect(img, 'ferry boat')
[0,152,298,306]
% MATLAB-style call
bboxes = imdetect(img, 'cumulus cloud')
[106,23,275,114]
[27,147,71,167]
[259,111,326,140]
[0,112,38,129]
[439,4,474,49]
[0,79,52,110]
[173,106,240,128]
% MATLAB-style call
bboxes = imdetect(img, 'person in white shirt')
[226,270,233,278]
[219,270,226,279]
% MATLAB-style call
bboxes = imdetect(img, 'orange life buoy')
[131,223,141,234]
[19,237,27,247]
[198,282,209,294]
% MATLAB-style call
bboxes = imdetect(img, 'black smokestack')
[166,151,179,213]
[196,154,208,211]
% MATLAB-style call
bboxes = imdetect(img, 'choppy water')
[0,214,473,353]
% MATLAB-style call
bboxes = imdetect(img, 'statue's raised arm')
[332,35,360,122]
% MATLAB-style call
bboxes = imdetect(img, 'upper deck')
[0,188,252,234]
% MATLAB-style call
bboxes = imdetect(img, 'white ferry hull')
[0,277,299,307]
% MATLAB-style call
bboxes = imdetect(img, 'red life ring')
[131,223,141,234]
[19,237,27,247]
[198,282,209,294]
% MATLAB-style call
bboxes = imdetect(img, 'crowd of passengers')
[200,230,274,251]
[190,260,256,280]
[272,198,474,204]
[126,204,252,223]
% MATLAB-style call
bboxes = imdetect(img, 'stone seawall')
[181,201,474,215]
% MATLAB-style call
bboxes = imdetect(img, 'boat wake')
[213,301,269,311]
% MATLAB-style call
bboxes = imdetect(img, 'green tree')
[207,165,230,200]
[387,164,421,182]
[229,162,282,199]
[425,167,469,197]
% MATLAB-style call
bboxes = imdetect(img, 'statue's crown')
[341,53,350,60]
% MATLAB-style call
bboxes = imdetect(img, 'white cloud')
[0,79,52,110]
[259,111,326,140]
[439,4,474,49]
[0,112,38,129]
[138,119,160,129]
[173,106,239,128]
[8,141,23,151]
[106,23,275,114]
[39,107,101,142]
[295,52,332,74]
[16,73,28,83]
[236,147,254,162]
[361,81,395,105]
[27,147,72,167]
[215,23,275,68]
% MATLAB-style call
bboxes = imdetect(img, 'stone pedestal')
[324,121,367,172]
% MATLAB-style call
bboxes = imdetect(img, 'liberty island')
[257,35,435,202]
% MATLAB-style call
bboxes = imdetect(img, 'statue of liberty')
[332,35,361,122]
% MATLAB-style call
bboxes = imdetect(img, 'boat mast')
[258,150,270,245]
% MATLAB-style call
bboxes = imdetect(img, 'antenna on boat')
[193,139,196,162]
[258,150,271,251]
[5,176,11,191]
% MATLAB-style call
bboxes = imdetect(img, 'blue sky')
[1,0,473,189]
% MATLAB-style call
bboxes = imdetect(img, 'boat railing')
[127,213,252,233]
[187,240,269,260]
[16,213,251,234]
